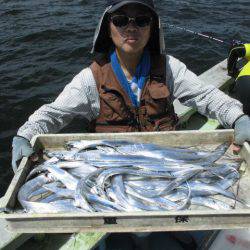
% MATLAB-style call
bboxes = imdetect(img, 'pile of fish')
[17,140,245,213]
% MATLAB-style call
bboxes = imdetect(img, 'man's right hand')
[227,43,246,78]
[12,136,35,173]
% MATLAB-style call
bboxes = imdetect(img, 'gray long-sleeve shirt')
[18,55,244,141]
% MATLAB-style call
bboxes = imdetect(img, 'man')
[228,42,250,116]
[12,0,250,171]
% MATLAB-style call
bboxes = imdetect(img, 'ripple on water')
[16,29,76,43]
[1,9,25,16]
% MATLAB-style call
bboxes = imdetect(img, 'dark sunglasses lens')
[112,15,129,27]
[135,16,152,27]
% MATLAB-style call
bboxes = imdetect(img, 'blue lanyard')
[110,49,151,107]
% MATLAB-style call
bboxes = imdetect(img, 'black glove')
[227,43,246,78]
[12,136,35,173]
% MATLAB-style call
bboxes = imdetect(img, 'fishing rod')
[166,23,244,47]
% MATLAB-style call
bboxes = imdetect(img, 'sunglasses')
[110,15,152,28]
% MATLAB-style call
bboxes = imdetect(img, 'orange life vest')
[89,54,178,132]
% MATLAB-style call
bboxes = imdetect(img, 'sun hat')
[91,0,165,55]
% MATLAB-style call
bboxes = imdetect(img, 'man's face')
[109,4,152,55]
